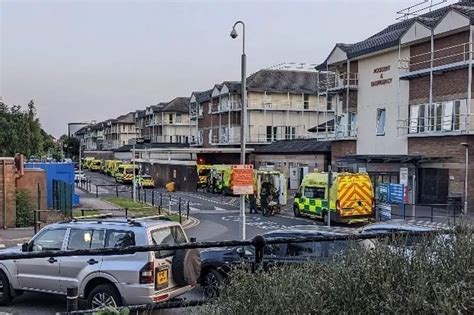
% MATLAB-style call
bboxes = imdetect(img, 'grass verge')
[103,197,181,222]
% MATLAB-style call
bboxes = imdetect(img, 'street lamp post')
[231,21,247,240]
[133,128,140,202]
[461,142,469,214]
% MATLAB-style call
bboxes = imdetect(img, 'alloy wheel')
[204,272,220,298]
[91,292,117,309]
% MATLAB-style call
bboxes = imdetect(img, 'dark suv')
[199,225,364,298]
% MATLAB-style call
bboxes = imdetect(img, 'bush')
[15,189,34,227]
[201,228,474,314]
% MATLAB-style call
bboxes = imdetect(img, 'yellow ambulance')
[294,172,374,224]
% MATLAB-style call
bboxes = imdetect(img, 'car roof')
[46,216,181,230]
[359,220,444,233]
[263,225,356,238]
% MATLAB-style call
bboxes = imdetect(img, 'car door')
[59,228,105,293]
[15,228,67,293]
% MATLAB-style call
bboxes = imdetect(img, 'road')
[0,170,319,314]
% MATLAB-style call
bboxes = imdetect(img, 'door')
[418,168,449,204]
[289,167,299,190]
[59,228,105,293]
[16,228,67,293]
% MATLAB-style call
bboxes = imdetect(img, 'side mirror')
[21,242,29,252]
[189,237,197,243]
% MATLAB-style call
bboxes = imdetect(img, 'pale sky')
[0,0,458,137]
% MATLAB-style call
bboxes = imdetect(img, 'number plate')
[155,267,168,289]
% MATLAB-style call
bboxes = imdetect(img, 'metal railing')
[399,41,472,73]
[0,229,453,313]
[246,100,326,111]
[378,203,463,227]
[399,112,473,135]
[318,72,359,91]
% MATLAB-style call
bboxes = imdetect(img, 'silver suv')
[0,217,201,309]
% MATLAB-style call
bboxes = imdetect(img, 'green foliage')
[60,134,80,159]
[15,189,34,227]
[103,197,181,222]
[202,228,474,314]
[94,306,130,315]
[0,100,58,158]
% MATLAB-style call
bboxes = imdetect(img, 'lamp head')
[230,28,238,39]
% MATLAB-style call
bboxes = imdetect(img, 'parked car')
[358,220,446,253]
[74,170,87,183]
[199,225,367,298]
[0,217,201,309]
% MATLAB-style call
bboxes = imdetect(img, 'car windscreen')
[304,186,325,198]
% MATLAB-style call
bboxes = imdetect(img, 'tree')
[60,135,80,160]
[0,100,60,158]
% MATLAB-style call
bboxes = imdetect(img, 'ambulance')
[82,157,95,170]
[197,165,213,189]
[89,159,102,172]
[294,172,374,224]
[254,169,287,213]
[115,164,139,184]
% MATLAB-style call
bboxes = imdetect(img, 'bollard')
[159,192,163,215]
[95,185,99,198]
[178,197,182,224]
[131,187,133,199]
[33,210,38,234]
[144,189,147,204]
[187,201,190,219]
[169,194,172,213]
[125,207,128,219]
[81,209,85,217]
[116,185,119,198]
[152,190,155,207]
[66,287,79,312]
[252,235,266,272]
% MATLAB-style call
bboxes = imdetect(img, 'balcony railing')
[400,42,472,74]
[399,113,474,136]
[246,100,327,111]
[319,72,359,92]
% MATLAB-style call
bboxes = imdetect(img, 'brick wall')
[0,158,16,228]
[16,168,48,210]
[408,135,474,211]
[331,140,357,166]
[409,69,468,104]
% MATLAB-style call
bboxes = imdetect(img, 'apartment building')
[143,97,191,144]
[83,121,105,151]
[316,0,474,209]
[103,112,137,150]
[189,69,330,162]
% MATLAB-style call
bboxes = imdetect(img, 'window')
[326,95,333,111]
[273,126,278,141]
[151,226,187,257]
[304,186,325,199]
[169,114,174,124]
[266,126,272,142]
[410,100,464,134]
[68,229,105,250]
[198,104,203,117]
[30,229,66,252]
[169,136,173,143]
[303,94,310,109]
[106,230,135,248]
[376,108,386,136]
[176,113,182,124]
[285,126,296,140]
[122,125,126,131]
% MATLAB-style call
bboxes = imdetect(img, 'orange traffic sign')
[232,164,254,195]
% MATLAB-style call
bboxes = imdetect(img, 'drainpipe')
[468,25,473,131]
[397,41,402,136]
[429,29,434,121]
[3,159,7,229]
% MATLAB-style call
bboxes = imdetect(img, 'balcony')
[400,42,472,80]
[319,72,359,94]
[308,113,358,140]
[402,101,474,136]
[247,100,326,111]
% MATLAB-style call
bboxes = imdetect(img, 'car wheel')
[87,284,121,310]
[0,271,12,306]
[293,204,301,217]
[203,269,224,299]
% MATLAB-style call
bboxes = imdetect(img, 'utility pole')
[231,20,247,240]
[461,143,469,214]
